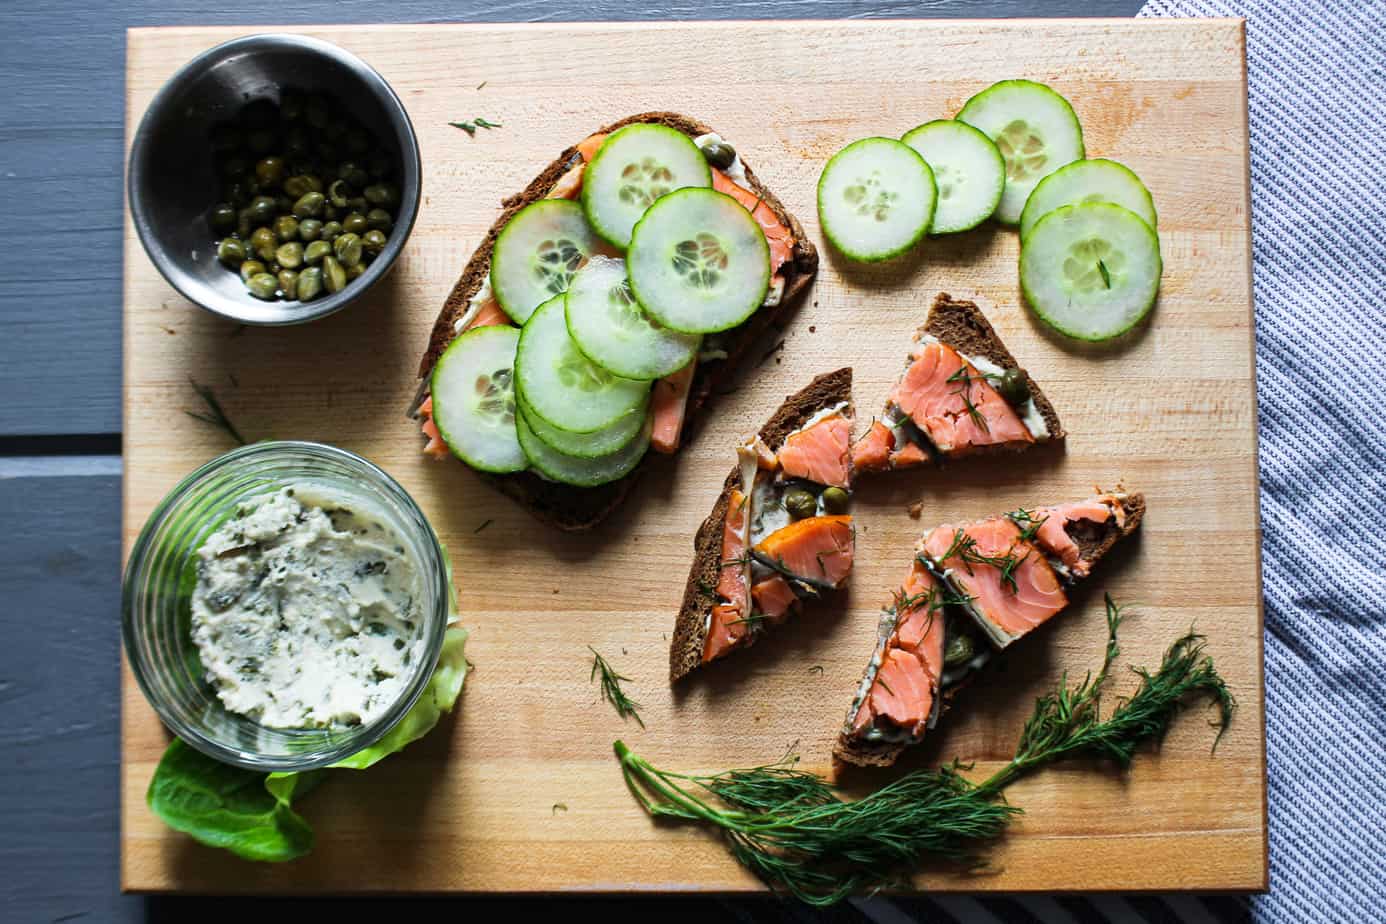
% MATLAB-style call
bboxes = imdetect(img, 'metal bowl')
[128,33,421,326]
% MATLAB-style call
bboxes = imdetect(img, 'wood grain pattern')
[121,19,1266,895]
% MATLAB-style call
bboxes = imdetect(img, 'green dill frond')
[589,646,644,728]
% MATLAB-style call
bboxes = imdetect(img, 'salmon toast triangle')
[851,293,1064,475]
[835,491,1145,768]
[671,369,855,682]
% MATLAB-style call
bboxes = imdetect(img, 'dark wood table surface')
[0,2,1148,920]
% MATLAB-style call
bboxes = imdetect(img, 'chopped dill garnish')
[473,518,494,534]
[1097,259,1112,290]
[945,365,989,433]
[186,379,247,445]
[1008,507,1049,543]
[613,595,1235,906]
[729,611,767,629]
[589,646,644,728]
[449,117,502,135]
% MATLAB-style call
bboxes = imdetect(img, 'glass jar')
[122,441,449,771]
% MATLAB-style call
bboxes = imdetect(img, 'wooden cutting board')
[122,19,1266,895]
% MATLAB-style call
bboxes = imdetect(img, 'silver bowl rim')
[127,32,422,327]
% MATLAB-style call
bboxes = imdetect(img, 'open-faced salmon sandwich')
[835,491,1144,768]
[411,113,818,530]
[852,292,1064,474]
[671,369,855,682]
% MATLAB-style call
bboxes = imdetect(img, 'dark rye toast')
[670,368,853,683]
[923,292,1066,449]
[413,112,819,531]
[833,492,1145,769]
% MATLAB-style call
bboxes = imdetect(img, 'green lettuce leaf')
[146,738,315,862]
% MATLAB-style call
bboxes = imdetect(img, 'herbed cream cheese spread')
[190,487,424,729]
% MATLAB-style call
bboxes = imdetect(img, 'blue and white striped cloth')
[823,2,1385,922]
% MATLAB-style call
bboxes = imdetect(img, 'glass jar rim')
[122,440,449,772]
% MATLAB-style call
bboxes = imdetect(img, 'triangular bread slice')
[412,113,819,531]
[834,491,1145,768]
[671,369,853,682]
[851,293,1064,475]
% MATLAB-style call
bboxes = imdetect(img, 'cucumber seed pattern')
[618,158,677,209]
[533,238,586,296]
[995,120,1047,182]
[608,280,666,333]
[474,369,516,424]
[672,232,730,288]
[842,172,899,222]
[556,338,615,393]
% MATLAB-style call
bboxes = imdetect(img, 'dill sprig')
[1008,507,1050,543]
[936,529,1025,595]
[614,595,1234,906]
[589,646,644,728]
[186,379,247,445]
[945,365,989,433]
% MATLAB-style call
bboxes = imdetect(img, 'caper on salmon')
[206,89,400,303]
[995,367,1031,405]
[783,488,818,520]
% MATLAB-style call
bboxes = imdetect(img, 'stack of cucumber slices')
[430,124,773,486]
[818,79,1162,342]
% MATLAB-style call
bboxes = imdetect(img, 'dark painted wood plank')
[0,0,1142,437]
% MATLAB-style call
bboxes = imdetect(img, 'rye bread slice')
[670,368,853,683]
[832,492,1145,768]
[413,112,819,532]
[921,292,1066,449]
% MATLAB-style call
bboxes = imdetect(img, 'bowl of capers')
[128,33,421,325]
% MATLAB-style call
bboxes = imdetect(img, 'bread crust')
[669,368,853,683]
[832,492,1145,768]
[413,113,819,531]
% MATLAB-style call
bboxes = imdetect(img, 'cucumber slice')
[1019,158,1157,242]
[900,120,1004,234]
[957,79,1085,226]
[581,124,713,250]
[516,404,652,487]
[565,254,700,380]
[1020,202,1162,341]
[491,199,604,324]
[429,325,526,473]
[516,386,647,459]
[514,294,650,434]
[817,137,936,262]
[627,188,770,334]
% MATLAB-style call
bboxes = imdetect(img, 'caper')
[700,140,736,169]
[996,367,1031,406]
[321,255,347,294]
[279,89,305,121]
[322,203,340,222]
[235,211,253,239]
[944,632,976,668]
[338,161,369,188]
[291,191,325,218]
[345,262,366,281]
[296,266,324,301]
[238,259,267,282]
[361,229,388,255]
[268,215,296,242]
[284,125,311,159]
[247,195,278,225]
[247,128,277,155]
[820,486,850,514]
[298,218,323,242]
[275,241,304,269]
[275,194,294,214]
[320,221,342,242]
[254,156,286,188]
[364,183,400,209]
[208,203,237,231]
[333,232,363,268]
[784,488,817,520]
[340,212,367,235]
[277,270,300,299]
[328,179,351,209]
[245,272,279,300]
[216,237,246,267]
[303,240,333,265]
[250,227,278,262]
[347,195,368,212]
[365,208,393,232]
[282,174,322,199]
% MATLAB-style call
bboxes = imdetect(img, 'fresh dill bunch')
[614,594,1235,906]
[589,646,644,728]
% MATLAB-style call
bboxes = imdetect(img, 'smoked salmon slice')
[1024,495,1127,578]
[751,576,800,624]
[849,558,946,740]
[891,341,1032,455]
[702,489,752,664]
[776,413,852,488]
[650,362,696,454]
[753,515,854,589]
[711,170,793,276]
[922,517,1067,647]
